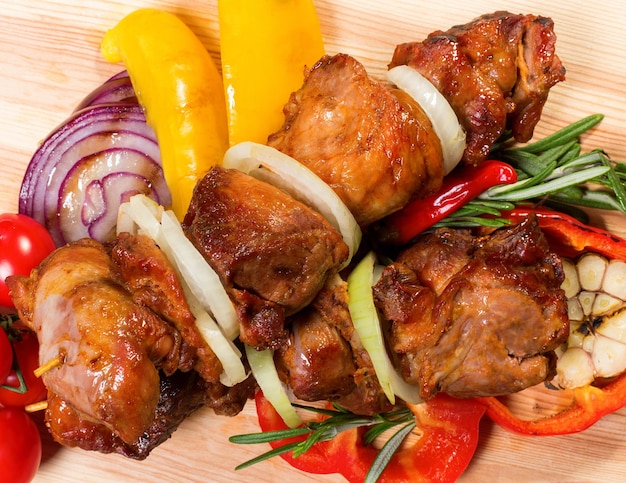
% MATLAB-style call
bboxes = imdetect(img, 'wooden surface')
[2,0,626,481]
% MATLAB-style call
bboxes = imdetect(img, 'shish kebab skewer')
[9,9,564,458]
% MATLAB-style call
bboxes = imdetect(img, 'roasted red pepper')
[500,205,626,259]
[376,160,517,244]
[253,391,486,482]
[478,206,626,435]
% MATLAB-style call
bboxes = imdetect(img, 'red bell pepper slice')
[254,390,486,482]
[479,206,626,435]
[377,160,517,245]
[501,205,626,259]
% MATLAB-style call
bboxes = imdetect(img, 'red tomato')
[0,328,11,384]
[0,213,56,309]
[0,326,47,407]
[0,407,42,483]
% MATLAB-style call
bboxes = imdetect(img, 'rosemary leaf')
[508,114,604,154]
[229,427,311,445]
[485,166,610,201]
[550,190,623,211]
[365,421,417,483]
[515,142,577,177]
[483,160,557,197]
[601,155,626,213]
[234,441,302,470]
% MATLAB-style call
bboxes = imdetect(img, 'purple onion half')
[19,102,171,246]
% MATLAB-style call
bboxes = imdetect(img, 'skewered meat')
[9,238,183,443]
[46,370,207,460]
[390,11,566,165]
[373,215,569,399]
[267,53,444,227]
[7,234,255,450]
[275,276,393,415]
[183,166,349,349]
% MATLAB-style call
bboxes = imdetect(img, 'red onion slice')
[73,73,137,111]
[19,103,170,246]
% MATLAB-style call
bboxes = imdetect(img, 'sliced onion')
[347,251,395,404]
[160,210,240,340]
[244,344,302,428]
[117,194,246,386]
[185,292,246,387]
[74,71,137,111]
[119,194,239,340]
[387,65,466,174]
[19,103,171,246]
[223,142,361,266]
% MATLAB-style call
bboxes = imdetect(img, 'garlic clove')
[561,258,581,298]
[554,347,595,389]
[602,260,626,300]
[577,253,608,291]
[592,332,626,378]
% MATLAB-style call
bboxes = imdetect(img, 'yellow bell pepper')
[218,0,325,145]
[100,8,229,219]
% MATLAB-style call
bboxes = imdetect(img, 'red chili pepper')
[376,160,518,245]
[254,390,486,482]
[478,206,626,436]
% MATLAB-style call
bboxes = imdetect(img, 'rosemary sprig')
[436,114,626,229]
[230,402,415,481]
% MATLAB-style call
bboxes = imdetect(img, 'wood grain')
[1,1,625,481]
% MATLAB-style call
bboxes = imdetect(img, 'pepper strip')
[479,206,626,435]
[101,8,229,219]
[254,391,485,482]
[501,205,626,259]
[377,160,517,244]
[218,0,325,145]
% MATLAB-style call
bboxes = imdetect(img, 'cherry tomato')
[0,407,42,483]
[0,326,47,407]
[0,328,11,384]
[0,213,56,309]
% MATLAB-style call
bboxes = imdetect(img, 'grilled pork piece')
[390,11,566,165]
[267,53,444,227]
[46,370,207,460]
[275,276,393,415]
[7,234,255,453]
[374,216,569,400]
[183,166,349,349]
[9,238,182,444]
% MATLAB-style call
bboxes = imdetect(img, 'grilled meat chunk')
[7,234,255,453]
[9,238,182,444]
[275,276,393,415]
[267,53,444,227]
[390,11,566,165]
[110,232,222,383]
[183,166,349,349]
[374,216,569,399]
[46,370,208,460]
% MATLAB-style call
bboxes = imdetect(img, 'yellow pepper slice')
[100,8,229,219]
[218,0,325,145]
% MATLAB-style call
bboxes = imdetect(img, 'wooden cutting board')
[2,1,626,481]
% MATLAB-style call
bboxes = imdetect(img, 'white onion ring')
[387,65,466,174]
[222,142,361,266]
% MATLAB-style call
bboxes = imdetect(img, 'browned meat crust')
[374,215,569,400]
[183,166,349,349]
[275,276,393,416]
[268,53,444,227]
[390,11,566,165]
[45,370,208,460]
[7,234,256,455]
